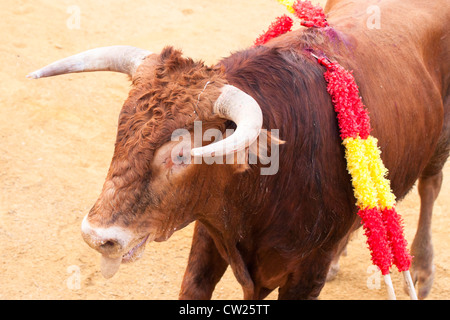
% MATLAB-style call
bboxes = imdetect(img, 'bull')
[29,0,449,299]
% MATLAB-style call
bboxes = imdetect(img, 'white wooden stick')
[383,274,396,300]
[402,270,418,300]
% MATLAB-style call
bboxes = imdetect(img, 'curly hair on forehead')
[113,46,228,164]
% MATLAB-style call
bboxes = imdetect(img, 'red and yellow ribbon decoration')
[255,0,416,299]
[318,56,411,276]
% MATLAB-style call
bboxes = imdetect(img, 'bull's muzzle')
[81,215,132,256]
[81,214,135,278]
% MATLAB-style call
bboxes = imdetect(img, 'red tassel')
[382,208,412,272]
[293,0,329,28]
[358,207,393,275]
[254,15,293,46]
[323,61,371,140]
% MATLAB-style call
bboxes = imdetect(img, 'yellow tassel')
[343,137,379,209]
[277,0,296,14]
[364,136,396,209]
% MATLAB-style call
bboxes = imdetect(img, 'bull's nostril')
[101,240,116,249]
[97,239,122,255]
[81,214,129,256]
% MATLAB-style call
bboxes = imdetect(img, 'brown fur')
[181,0,449,299]
[88,47,228,229]
[86,0,449,299]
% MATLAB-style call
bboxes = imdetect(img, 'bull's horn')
[27,45,152,79]
[191,85,263,157]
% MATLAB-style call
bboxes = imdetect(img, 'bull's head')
[29,46,264,278]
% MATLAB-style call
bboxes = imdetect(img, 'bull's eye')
[177,154,185,163]
[173,152,188,165]
[155,141,192,172]
[167,145,190,167]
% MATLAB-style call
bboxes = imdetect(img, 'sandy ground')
[0,0,448,300]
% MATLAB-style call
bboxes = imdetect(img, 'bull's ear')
[248,129,285,163]
[246,129,285,175]
[225,129,285,174]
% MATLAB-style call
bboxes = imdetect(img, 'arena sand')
[0,0,448,299]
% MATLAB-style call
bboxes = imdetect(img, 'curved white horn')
[191,85,263,157]
[27,45,152,79]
